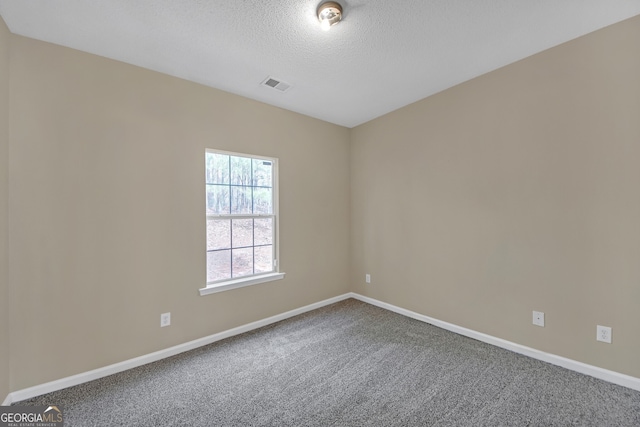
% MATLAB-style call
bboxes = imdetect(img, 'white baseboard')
[348,292,640,392]
[4,291,639,405]
[2,293,352,406]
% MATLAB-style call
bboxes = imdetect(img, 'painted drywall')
[351,15,640,378]
[7,35,350,390]
[0,15,10,400]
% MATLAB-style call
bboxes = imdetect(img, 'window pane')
[253,187,272,214]
[230,156,252,186]
[232,247,253,278]
[232,219,253,248]
[207,219,230,251]
[205,153,229,184]
[231,186,252,214]
[254,218,273,246]
[255,245,273,274]
[206,150,278,286]
[253,159,272,187]
[207,250,231,283]
[206,184,230,215]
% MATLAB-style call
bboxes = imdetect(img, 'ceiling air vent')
[262,77,292,93]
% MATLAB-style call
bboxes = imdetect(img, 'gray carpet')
[16,299,640,426]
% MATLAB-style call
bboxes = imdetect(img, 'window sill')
[199,272,286,296]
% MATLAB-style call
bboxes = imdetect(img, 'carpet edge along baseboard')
[3,292,639,405]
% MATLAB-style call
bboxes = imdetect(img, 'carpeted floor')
[16,299,640,426]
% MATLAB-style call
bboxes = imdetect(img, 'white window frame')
[199,149,285,296]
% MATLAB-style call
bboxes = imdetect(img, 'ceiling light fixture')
[317,1,343,31]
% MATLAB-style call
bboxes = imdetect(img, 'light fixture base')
[317,1,343,30]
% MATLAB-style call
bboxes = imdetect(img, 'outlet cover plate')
[597,325,612,343]
[365,274,371,283]
[533,311,545,327]
[161,312,171,327]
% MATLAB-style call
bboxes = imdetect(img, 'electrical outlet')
[597,325,612,343]
[532,311,545,327]
[160,312,171,327]
[365,274,371,283]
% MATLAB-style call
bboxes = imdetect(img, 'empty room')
[1,1,639,426]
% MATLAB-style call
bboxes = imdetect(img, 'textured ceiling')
[1,1,639,128]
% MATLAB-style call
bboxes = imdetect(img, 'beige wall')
[0,16,10,400]
[7,35,350,390]
[351,15,640,377]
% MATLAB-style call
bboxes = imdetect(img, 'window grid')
[205,150,277,285]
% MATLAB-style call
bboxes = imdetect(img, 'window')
[200,149,284,296]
